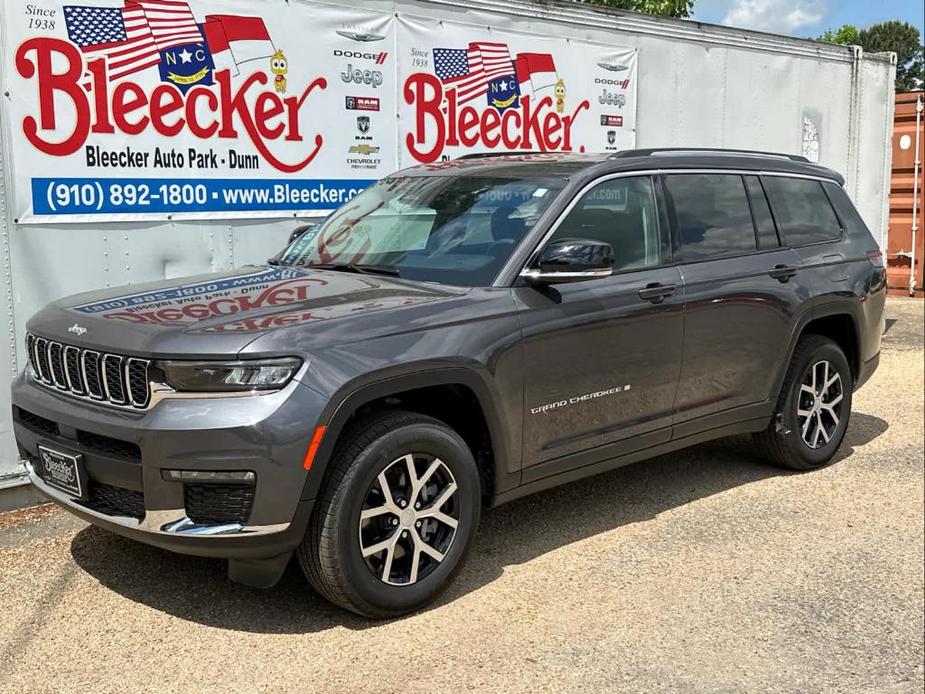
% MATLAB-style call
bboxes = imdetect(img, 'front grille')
[26,334,150,409]
[83,481,145,520]
[184,484,255,526]
[15,407,59,437]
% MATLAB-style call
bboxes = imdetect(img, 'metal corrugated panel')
[887,92,924,295]
[0,0,897,487]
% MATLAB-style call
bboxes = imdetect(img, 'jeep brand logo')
[333,50,388,65]
[599,90,627,108]
[68,323,87,336]
[341,65,384,88]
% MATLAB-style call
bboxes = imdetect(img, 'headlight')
[151,358,302,392]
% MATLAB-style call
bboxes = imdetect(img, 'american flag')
[133,0,203,51]
[63,2,160,81]
[433,42,515,104]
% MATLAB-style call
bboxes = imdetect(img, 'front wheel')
[755,334,853,471]
[298,411,481,618]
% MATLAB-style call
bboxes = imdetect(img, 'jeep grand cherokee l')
[12,149,885,617]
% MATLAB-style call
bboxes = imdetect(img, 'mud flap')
[228,551,292,589]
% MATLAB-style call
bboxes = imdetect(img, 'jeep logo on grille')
[68,323,87,336]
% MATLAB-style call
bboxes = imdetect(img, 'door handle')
[638,283,677,304]
[768,264,799,282]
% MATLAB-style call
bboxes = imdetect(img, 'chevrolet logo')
[349,144,381,155]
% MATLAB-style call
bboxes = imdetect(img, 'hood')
[27,266,459,358]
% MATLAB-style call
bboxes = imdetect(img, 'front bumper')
[11,370,324,560]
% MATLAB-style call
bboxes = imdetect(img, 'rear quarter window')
[821,181,873,239]
[762,176,842,246]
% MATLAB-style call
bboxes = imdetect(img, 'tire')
[298,410,481,618]
[755,334,853,471]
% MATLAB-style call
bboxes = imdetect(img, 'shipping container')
[886,91,924,296]
[0,0,896,503]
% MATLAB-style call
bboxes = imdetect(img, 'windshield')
[279,175,566,286]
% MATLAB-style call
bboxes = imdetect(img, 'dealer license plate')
[36,445,85,499]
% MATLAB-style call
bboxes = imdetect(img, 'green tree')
[578,0,694,19]
[859,21,924,92]
[818,24,860,46]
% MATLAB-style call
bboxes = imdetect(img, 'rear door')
[516,175,685,470]
[663,172,804,430]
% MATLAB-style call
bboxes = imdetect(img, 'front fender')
[299,364,521,503]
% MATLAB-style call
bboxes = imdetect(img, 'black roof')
[400,149,844,185]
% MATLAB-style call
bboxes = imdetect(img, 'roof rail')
[609,147,810,163]
[455,151,548,160]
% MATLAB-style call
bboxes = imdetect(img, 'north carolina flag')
[203,14,274,66]
[515,53,558,100]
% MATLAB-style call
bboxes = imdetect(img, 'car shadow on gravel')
[69,412,888,633]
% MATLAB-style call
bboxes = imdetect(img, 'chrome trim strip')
[25,460,289,537]
[520,268,613,281]
[125,357,151,408]
[49,342,68,390]
[82,350,105,400]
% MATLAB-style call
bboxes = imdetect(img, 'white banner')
[397,15,637,166]
[2,1,637,223]
[4,0,398,222]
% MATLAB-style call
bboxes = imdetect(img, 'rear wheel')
[298,411,480,617]
[755,335,853,471]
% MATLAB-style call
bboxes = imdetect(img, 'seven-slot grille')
[26,334,151,409]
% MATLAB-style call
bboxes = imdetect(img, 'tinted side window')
[762,176,842,246]
[821,181,871,238]
[663,174,757,261]
[550,176,661,271]
[743,176,780,249]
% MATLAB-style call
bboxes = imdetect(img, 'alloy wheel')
[797,359,844,449]
[358,453,460,586]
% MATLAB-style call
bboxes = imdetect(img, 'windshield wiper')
[303,262,400,277]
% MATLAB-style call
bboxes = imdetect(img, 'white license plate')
[37,445,85,499]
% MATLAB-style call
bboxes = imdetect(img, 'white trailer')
[0,0,895,505]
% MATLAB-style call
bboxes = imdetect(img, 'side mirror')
[268,224,319,265]
[521,239,614,284]
[288,224,316,245]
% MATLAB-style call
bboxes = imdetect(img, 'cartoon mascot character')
[271,50,288,94]
[554,79,566,114]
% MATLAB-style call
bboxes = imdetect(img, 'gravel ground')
[1,298,922,694]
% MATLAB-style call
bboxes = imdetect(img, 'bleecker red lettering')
[404,73,444,163]
[542,112,562,150]
[87,59,114,134]
[403,72,589,163]
[501,110,521,149]
[15,37,327,173]
[216,70,325,173]
[481,108,501,148]
[15,38,90,156]
[150,85,184,137]
[186,87,219,138]
[111,82,149,135]
[254,92,285,140]
[458,106,480,147]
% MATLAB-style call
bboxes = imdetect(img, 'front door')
[515,175,685,472]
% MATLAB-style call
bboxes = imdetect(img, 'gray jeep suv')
[12,149,886,617]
